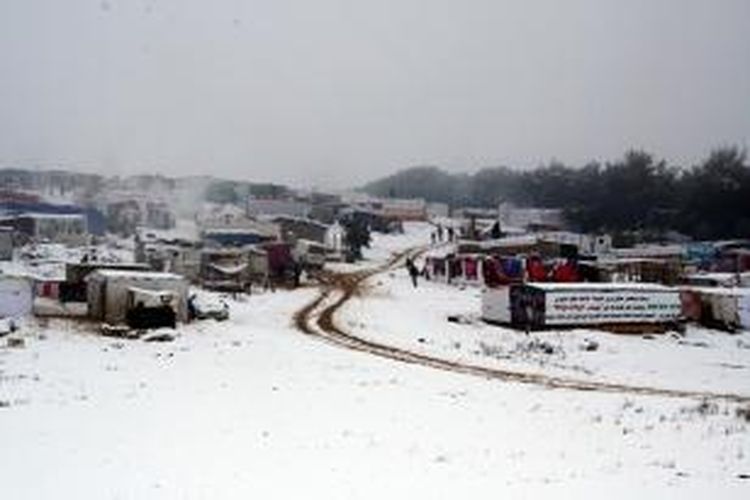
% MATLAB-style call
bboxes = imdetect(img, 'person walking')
[406,257,419,288]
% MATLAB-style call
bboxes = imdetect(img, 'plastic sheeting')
[209,262,248,276]
[128,286,178,309]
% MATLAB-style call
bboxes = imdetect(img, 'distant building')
[106,198,176,235]
[377,198,427,221]
[498,203,565,231]
[0,213,88,246]
[308,202,347,225]
[107,200,142,236]
[536,231,612,256]
[246,197,311,219]
[453,207,499,220]
[274,216,329,244]
[339,208,401,234]
[145,201,176,230]
[202,224,279,248]
[426,202,450,219]
[134,227,202,281]
[198,204,258,231]
[0,200,105,236]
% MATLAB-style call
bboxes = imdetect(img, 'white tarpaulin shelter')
[86,270,188,324]
[209,262,248,275]
[128,286,179,309]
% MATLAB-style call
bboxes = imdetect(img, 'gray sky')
[1,0,749,189]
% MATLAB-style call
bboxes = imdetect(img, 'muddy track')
[295,248,750,404]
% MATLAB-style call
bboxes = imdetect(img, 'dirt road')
[294,249,750,404]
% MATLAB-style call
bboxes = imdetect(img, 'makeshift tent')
[689,288,750,331]
[87,270,188,325]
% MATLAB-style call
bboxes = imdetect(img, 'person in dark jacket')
[406,257,419,288]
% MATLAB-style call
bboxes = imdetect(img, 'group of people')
[430,223,455,245]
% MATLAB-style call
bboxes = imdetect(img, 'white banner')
[544,290,681,325]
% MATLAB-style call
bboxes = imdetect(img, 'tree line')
[362,147,750,241]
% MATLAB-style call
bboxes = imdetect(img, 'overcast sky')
[1,0,749,188]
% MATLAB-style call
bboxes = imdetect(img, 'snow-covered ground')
[1,222,749,499]
[341,267,750,395]
[0,242,134,280]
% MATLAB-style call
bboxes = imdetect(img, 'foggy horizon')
[2,0,749,190]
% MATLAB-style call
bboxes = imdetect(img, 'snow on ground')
[327,221,434,274]
[341,267,750,395]
[1,222,749,499]
[0,242,133,280]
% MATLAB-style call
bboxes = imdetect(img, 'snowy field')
[1,223,749,499]
[341,265,750,395]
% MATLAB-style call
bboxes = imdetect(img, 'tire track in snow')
[295,248,750,404]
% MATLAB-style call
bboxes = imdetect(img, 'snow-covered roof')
[680,286,750,297]
[478,235,539,248]
[272,215,329,229]
[4,212,86,220]
[592,258,673,265]
[29,212,85,220]
[137,221,199,243]
[89,269,186,281]
[613,245,685,258]
[203,227,277,236]
[684,272,744,285]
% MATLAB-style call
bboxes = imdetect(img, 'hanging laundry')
[526,257,547,282]
[501,257,523,279]
[464,257,478,280]
[552,260,580,282]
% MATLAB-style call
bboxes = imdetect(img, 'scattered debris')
[694,399,719,417]
[143,332,176,343]
[478,341,507,359]
[677,340,710,348]
[447,314,472,324]
[581,339,599,352]
[6,337,25,349]
[514,338,557,356]
[101,324,141,339]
